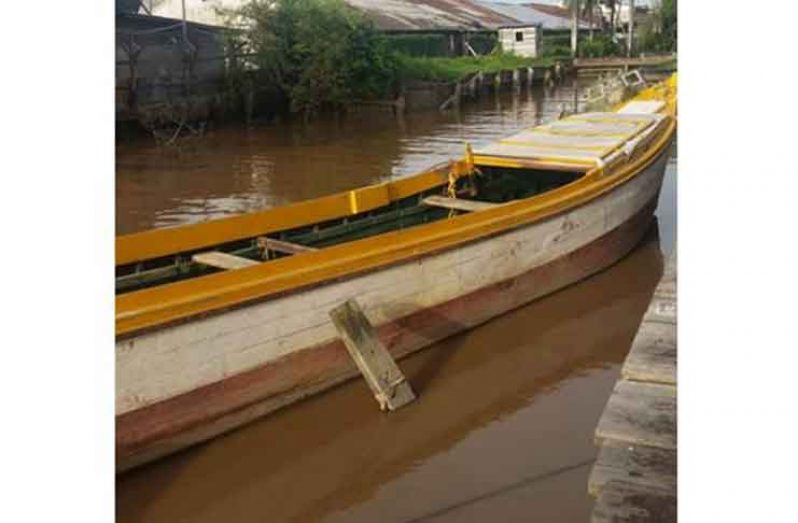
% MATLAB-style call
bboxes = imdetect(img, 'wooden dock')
[574,56,676,81]
[574,56,676,71]
[588,250,677,522]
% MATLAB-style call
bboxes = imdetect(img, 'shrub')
[227,0,399,116]
[578,34,621,58]
[386,33,449,57]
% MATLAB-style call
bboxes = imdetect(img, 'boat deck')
[474,107,668,171]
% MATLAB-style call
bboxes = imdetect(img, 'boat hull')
[117,141,672,471]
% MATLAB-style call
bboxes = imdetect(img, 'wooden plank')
[595,381,676,450]
[642,296,676,325]
[622,322,676,385]
[589,441,676,496]
[592,480,677,523]
[257,237,318,256]
[329,299,416,411]
[191,251,259,270]
[421,195,500,213]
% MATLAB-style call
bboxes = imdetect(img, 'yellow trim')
[472,154,595,170]
[116,166,449,266]
[116,74,677,337]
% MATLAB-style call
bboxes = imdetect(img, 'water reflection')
[116,84,582,235]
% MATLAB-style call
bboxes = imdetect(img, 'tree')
[661,0,677,51]
[227,0,398,117]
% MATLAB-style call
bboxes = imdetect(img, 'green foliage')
[386,33,449,57]
[541,45,572,59]
[228,0,399,116]
[542,30,571,50]
[578,34,621,58]
[637,27,670,54]
[661,0,677,51]
[397,54,556,83]
[385,32,496,58]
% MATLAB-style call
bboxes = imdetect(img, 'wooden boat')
[116,74,677,471]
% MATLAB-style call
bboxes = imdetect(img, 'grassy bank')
[398,54,561,83]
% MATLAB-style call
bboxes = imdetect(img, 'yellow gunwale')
[116,75,676,337]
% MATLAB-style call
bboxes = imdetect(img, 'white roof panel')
[474,112,666,166]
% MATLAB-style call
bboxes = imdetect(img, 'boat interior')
[116,100,671,296]
[115,164,585,294]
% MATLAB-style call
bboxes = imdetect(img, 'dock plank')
[192,251,259,270]
[588,441,676,496]
[589,249,677,521]
[422,195,500,212]
[592,480,677,523]
[642,297,676,324]
[622,322,676,384]
[329,299,416,411]
[595,381,676,450]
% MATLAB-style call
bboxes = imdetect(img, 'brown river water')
[116,81,677,522]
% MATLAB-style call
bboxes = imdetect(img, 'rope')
[445,143,482,217]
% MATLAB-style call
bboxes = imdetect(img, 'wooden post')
[180,0,188,42]
[329,299,416,411]
[571,0,579,58]
[627,0,635,57]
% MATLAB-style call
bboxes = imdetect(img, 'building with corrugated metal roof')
[476,1,593,31]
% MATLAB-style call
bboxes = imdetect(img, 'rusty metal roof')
[344,0,520,31]
[526,3,596,28]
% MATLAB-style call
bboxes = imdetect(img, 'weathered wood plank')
[192,251,259,270]
[642,296,676,324]
[589,441,676,496]
[653,281,676,300]
[592,480,677,523]
[622,322,676,384]
[422,195,500,213]
[595,381,676,450]
[329,299,416,411]
[257,237,318,256]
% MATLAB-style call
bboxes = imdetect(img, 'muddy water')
[116,82,676,522]
[118,82,579,235]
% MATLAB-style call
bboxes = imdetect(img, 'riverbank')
[398,54,561,83]
[116,54,570,142]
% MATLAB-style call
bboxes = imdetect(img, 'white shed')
[498,25,542,58]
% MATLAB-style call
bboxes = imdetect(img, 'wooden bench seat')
[422,195,500,213]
